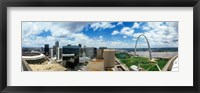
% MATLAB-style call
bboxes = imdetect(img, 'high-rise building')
[78,44,81,48]
[62,45,80,69]
[50,48,54,58]
[59,48,62,60]
[103,49,116,68]
[44,44,49,56]
[53,45,56,57]
[78,44,82,57]
[55,41,60,60]
[56,47,60,60]
[85,47,97,59]
[55,41,59,47]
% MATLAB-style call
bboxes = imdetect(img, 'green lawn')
[115,52,169,71]
[147,65,159,71]
[140,64,153,70]
[156,58,169,69]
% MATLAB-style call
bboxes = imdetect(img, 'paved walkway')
[171,57,178,71]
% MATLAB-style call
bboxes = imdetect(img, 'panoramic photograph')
[21,21,178,71]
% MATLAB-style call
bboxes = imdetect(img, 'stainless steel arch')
[134,34,152,60]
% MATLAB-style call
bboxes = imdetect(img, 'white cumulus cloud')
[133,22,178,48]
[117,22,123,25]
[90,22,115,31]
[22,22,89,47]
[123,36,127,38]
[120,27,134,36]
[132,22,140,28]
[111,30,119,35]
[111,27,134,37]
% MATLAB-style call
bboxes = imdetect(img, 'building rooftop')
[29,62,66,71]
[103,49,116,52]
[63,45,80,48]
[85,59,104,71]
[22,53,45,60]
[85,47,96,48]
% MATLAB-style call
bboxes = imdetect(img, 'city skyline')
[22,22,178,48]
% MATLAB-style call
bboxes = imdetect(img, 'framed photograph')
[0,0,199,93]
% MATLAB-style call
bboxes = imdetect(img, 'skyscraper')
[50,48,54,58]
[55,41,59,47]
[56,47,60,60]
[78,44,81,48]
[85,47,97,59]
[53,45,56,57]
[55,41,60,60]
[44,44,49,56]
[59,48,62,60]
[78,44,82,57]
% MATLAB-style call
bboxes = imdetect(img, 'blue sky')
[22,22,178,48]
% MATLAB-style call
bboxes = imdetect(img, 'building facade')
[103,49,116,68]
[50,48,54,58]
[55,41,60,60]
[62,45,80,69]
[85,47,97,59]
[99,47,107,59]
[44,44,49,56]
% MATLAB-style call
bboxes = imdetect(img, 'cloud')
[22,22,89,38]
[166,22,178,30]
[132,22,140,28]
[133,22,178,48]
[90,22,115,31]
[22,22,89,47]
[117,22,123,25]
[111,27,134,36]
[111,22,140,37]
[99,36,103,39]
[120,27,134,36]
[123,36,127,38]
[22,22,130,48]
[22,21,178,48]
[22,22,50,38]
[52,22,89,32]
[111,30,119,35]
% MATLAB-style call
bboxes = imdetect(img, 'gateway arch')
[134,34,152,60]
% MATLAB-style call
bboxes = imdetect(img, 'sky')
[22,22,178,48]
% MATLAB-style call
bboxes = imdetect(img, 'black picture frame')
[0,0,200,93]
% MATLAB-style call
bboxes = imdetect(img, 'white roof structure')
[62,54,74,57]
[130,65,139,71]
[22,53,45,60]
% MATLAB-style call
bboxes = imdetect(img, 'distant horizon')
[22,22,178,48]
